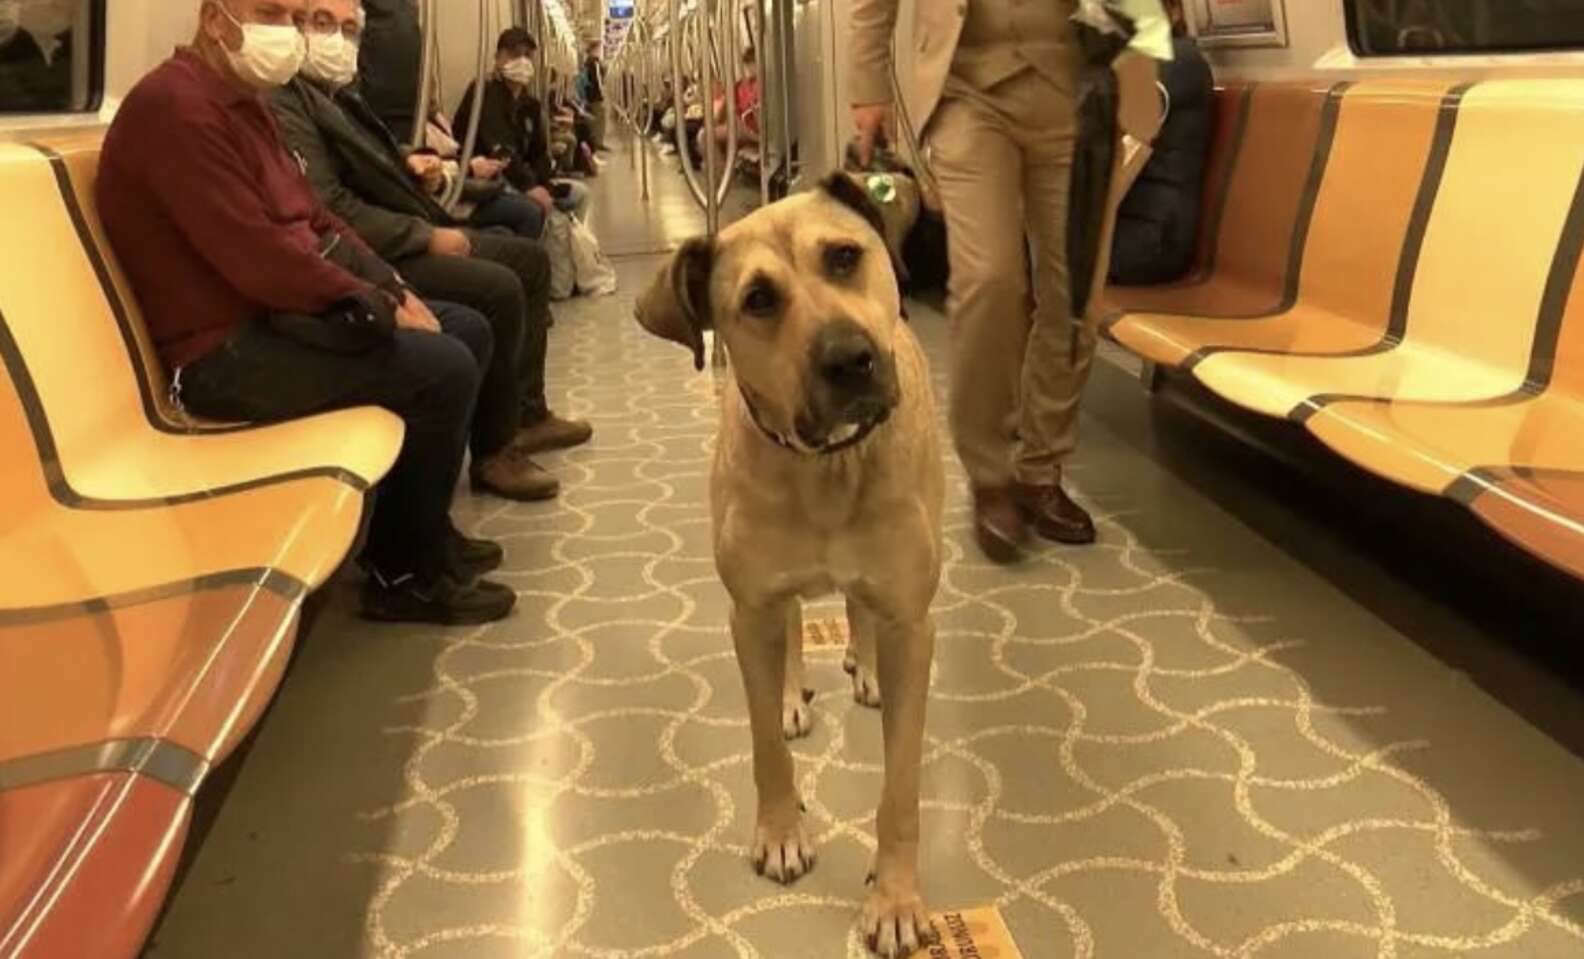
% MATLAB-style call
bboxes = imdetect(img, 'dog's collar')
[738,383,888,456]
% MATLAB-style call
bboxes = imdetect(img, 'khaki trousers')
[929,69,1090,490]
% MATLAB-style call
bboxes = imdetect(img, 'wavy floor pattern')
[145,164,1584,959]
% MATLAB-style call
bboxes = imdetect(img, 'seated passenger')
[699,47,760,168]
[0,0,70,112]
[98,0,515,625]
[419,89,551,240]
[547,77,601,177]
[1108,0,1214,285]
[273,0,592,502]
[454,29,595,217]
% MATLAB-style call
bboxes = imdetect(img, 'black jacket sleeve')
[520,95,555,189]
[461,81,558,192]
[272,80,434,262]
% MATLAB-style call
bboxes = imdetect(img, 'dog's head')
[635,173,904,452]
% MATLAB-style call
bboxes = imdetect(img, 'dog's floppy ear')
[821,171,890,246]
[820,171,912,294]
[635,236,715,370]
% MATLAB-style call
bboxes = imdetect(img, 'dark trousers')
[395,231,554,439]
[470,192,546,240]
[177,303,491,581]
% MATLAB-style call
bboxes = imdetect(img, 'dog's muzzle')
[791,321,898,453]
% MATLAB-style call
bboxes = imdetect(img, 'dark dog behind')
[844,141,950,298]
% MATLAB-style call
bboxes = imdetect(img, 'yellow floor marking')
[802,617,850,648]
[924,906,1023,959]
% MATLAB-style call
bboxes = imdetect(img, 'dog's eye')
[825,243,864,278]
[742,283,780,317]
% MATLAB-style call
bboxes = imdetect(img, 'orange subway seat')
[1465,470,1584,580]
[2,140,404,499]
[1305,207,1584,496]
[1194,80,1584,419]
[0,774,188,959]
[1107,82,1332,321]
[1111,80,1456,370]
[0,580,301,768]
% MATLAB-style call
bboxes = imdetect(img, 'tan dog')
[636,174,945,957]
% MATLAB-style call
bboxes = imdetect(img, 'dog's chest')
[729,487,881,595]
[768,544,866,601]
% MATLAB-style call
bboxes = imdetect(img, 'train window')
[1347,0,1584,56]
[0,0,103,114]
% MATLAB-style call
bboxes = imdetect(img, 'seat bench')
[0,137,404,958]
[1103,79,1584,580]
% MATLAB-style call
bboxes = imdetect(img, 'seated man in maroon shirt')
[98,0,514,626]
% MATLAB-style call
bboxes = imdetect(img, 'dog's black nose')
[814,323,878,391]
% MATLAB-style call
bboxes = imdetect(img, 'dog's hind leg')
[862,612,935,958]
[782,603,814,739]
[732,600,816,884]
[844,596,882,709]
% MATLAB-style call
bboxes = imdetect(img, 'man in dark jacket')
[356,0,421,142]
[1109,0,1214,285]
[454,28,590,222]
[275,0,592,502]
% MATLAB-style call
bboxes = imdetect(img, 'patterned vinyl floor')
[143,152,1584,959]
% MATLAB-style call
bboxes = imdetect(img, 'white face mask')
[502,56,535,86]
[0,2,21,45]
[302,30,359,88]
[215,1,307,89]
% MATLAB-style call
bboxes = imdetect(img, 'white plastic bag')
[543,209,577,301]
[569,216,618,297]
[1074,0,1175,60]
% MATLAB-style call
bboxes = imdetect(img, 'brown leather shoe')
[973,488,1028,564]
[514,412,593,455]
[1013,482,1097,545]
[471,450,560,501]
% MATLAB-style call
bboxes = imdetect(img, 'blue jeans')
[470,192,545,240]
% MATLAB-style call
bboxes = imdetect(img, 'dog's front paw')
[752,816,816,884]
[844,656,882,709]
[862,881,934,958]
[782,688,815,739]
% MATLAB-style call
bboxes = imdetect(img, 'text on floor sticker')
[803,617,850,648]
[925,906,1023,959]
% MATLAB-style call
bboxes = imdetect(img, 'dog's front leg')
[863,613,935,958]
[783,603,814,739]
[732,600,815,883]
[844,597,882,708]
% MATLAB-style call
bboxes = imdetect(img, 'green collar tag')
[866,173,897,205]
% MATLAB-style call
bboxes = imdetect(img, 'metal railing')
[409,0,437,152]
[443,0,495,209]
[407,0,794,234]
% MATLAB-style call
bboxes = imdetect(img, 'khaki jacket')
[851,0,962,131]
[849,0,1082,132]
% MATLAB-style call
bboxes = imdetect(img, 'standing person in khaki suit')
[851,0,1096,563]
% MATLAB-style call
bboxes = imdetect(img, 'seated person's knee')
[432,301,495,370]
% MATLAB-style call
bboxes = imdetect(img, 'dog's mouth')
[793,395,894,454]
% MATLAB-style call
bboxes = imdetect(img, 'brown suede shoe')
[1013,482,1097,545]
[514,412,593,455]
[973,488,1029,565]
[471,450,560,501]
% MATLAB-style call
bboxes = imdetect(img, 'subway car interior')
[3,0,1584,957]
